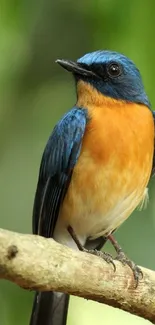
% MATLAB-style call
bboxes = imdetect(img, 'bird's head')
[56,50,150,108]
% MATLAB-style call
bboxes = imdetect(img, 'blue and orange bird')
[29,50,155,325]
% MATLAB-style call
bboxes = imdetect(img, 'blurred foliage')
[0,0,155,324]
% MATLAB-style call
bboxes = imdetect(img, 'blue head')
[56,50,150,107]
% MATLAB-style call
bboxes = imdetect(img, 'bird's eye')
[107,63,122,78]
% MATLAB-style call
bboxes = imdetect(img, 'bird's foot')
[67,225,116,270]
[107,234,143,287]
[114,250,143,287]
[83,247,116,271]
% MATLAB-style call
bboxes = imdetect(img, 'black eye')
[107,63,122,78]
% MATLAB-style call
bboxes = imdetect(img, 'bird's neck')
[76,80,125,109]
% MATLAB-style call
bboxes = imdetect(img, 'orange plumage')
[30,50,155,325]
[54,81,154,246]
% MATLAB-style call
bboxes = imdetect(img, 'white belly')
[89,187,148,239]
[54,187,148,249]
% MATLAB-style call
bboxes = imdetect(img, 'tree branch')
[0,228,155,323]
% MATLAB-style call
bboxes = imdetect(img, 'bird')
[29,50,155,325]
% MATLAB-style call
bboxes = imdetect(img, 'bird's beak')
[56,59,97,78]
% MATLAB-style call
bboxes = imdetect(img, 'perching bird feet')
[115,251,142,286]
[108,234,143,287]
[83,248,116,270]
[67,226,116,270]
[68,225,142,287]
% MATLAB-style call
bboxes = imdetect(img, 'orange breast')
[57,82,154,241]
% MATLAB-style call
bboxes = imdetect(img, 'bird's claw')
[84,248,116,271]
[115,251,143,287]
[99,251,116,271]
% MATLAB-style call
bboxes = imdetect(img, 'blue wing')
[33,107,88,237]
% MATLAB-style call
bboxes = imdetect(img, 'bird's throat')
[76,80,125,108]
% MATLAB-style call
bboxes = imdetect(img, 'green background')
[0,0,154,324]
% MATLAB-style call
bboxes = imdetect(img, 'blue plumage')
[41,108,87,178]
[33,107,87,236]
[77,50,150,107]
[78,50,135,65]
[30,50,154,325]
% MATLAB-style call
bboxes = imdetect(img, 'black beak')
[56,59,97,78]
